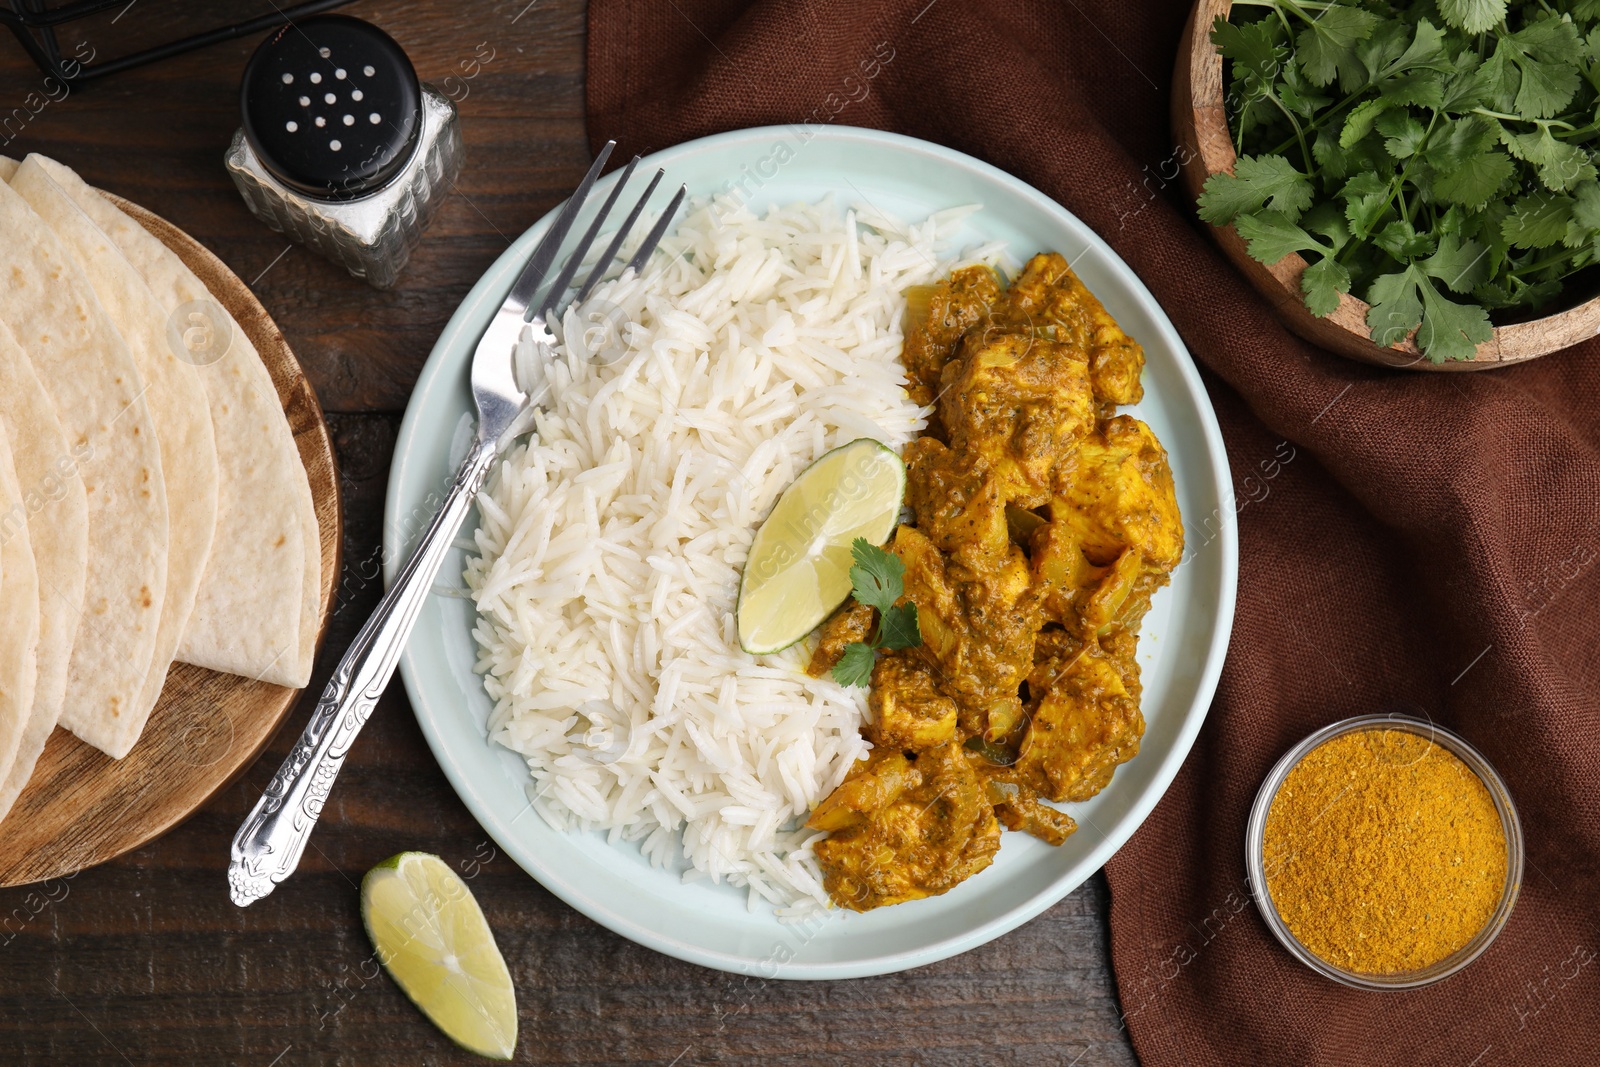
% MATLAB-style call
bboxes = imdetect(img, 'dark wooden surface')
[0,3,1139,1063]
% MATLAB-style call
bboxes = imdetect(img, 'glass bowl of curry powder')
[1246,714,1523,989]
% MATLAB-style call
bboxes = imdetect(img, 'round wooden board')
[0,196,341,887]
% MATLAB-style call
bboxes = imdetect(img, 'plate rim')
[387,123,1238,978]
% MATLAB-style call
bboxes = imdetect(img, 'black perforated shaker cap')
[240,15,421,200]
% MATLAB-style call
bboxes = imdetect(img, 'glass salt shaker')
[225,15,462,289]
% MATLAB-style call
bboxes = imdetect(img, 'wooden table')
[0,2,1139,1062]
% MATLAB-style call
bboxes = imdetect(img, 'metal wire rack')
[1,0,354,83]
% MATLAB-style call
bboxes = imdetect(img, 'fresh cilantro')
[1212,17,1290,145]
[1339,98,1390,150]
[1504,192,1574,248]
[1438,0,1507,35]
[1569,183,1600,253]
[1377,111,1427,159]
[1501,126,1596,191]
[846,537,904,613]
[1417,280,1494,360]
[1419,233,1491,292]
[1302,201,1352,248]
[1278,60,1333,118]
[1355,18,1412,87]
[1213,16,1284,88]
[1366,268,1426,346]
[1374,218,1435,259]
[1430,146,1515,207]
[1340,172,1392,238]
[1235,210,1330,262]
[1202,0,1600,362]
[1432,114,1498,166]
[830,538,923,688]
[876,603,921,651]
[1297,7,1378,87]
[1367,265,1493,361]
[1501,19,1584,119]
[1384,70,1448,111]
[831,642,876,688]
[1377,19,1450,83]
[1571,182,1600,230]
[1438,57,1493,113]
[1197,155,1314,225]
[1302,256,1352,316]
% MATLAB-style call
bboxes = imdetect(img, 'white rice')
[465,193,999,911]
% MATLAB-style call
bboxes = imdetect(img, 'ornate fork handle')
[228,436,498,906]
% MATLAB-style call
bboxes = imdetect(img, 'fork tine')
[505,140,615,318]
[537,155,642,318]
[624,184,687,275]
[574,168,664,304]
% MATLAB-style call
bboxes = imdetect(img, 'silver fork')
[227,141,686,907]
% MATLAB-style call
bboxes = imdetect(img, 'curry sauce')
[805,253,1184,911]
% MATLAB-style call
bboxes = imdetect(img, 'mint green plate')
[386,125,1236,979]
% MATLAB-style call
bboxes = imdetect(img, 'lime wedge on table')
[361,852,517,1060]
[737,438,906,655]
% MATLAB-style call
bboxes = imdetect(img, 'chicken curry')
[805,253,1184,911]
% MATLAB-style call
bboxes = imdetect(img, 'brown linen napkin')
[585,1,1600,1062]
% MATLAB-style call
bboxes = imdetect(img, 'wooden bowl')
[1173,0,1600,371]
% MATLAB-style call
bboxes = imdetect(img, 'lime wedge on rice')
[361,852,517,1060]
[737,438,906,655]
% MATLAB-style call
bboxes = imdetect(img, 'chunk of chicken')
[1056,415,1184,573]
[806,748,919,832]
[901,265,1003,408]
[891,523,962,667]
[905,436,1010,572]
[996,647,1144,803]
[936,330,1094,507]
[813,741,1000,911]
[1029,512,1107,625]
[990,781,1079,845]
[1000,252,1145,408]
[1098,626,1145,703]
[867,655,958,749]
[892,525,1039,737]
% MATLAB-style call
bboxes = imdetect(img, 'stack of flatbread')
[0,153,319,825]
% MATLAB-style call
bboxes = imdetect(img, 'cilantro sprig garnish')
[831,538,921,688]
[1199,0,1600,362]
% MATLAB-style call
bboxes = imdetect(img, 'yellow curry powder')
[1262,729,1508,975]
